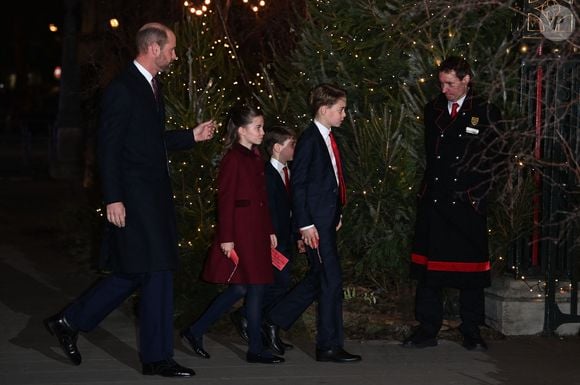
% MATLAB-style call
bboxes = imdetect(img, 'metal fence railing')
[508,55,580,334]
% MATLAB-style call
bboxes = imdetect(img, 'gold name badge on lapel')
[466,127,479,135]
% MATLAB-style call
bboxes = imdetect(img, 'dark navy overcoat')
[98,63,195,274]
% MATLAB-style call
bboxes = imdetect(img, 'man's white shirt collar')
[448,94,467,112]
[134,60,154,83]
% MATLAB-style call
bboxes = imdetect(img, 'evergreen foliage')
[252,0,526,291]
[164,0,578,308]
[163,14,249,320]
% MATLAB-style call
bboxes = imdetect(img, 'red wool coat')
[202,143,275,284]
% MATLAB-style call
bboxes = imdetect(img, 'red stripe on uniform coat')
[411,253,428,265]
[411,253,490,272]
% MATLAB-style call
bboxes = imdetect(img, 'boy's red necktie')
[282,166,291,195]
[329,132,346,205]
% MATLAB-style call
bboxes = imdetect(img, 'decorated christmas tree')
[163,11,246,320]
[165,0,579,328]
[163,2,307,321]
[252,0,526,293]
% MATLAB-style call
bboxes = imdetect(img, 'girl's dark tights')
[190,284,265,354]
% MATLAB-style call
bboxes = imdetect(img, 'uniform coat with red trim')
[410,89,503,289]
[202,143,275,284]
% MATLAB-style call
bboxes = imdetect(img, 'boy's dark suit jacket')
[292,122,342,230]
[265,162,293,256]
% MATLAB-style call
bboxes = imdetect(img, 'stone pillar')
[485,275,580,336]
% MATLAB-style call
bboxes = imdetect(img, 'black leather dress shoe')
[462,335,488,351]
[44,313,81,366]
[262,335,294,350]
[262,321,285,355]
[246,351,285,364]
[142,359,195,377]
[180,329,210,359]
[401,329,438,349]
[230,309,249,343]
[315,347,362,363]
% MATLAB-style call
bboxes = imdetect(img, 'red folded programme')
[271,248,289,271]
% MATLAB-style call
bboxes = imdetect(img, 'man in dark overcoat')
[402,56,503,351]
[43,22,216,377]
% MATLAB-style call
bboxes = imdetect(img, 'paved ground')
[1,133,580,385]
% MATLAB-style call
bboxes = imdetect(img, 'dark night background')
[1,2,64,136]
[0,0,304,179]
[0,6,579,382]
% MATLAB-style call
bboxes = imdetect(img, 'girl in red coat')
[180,105,284,364]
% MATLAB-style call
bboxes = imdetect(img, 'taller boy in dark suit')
[43,22,216,377]
[263,83,362,363]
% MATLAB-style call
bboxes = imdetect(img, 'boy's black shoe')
[44,313,81,366]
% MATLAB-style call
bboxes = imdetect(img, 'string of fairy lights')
[184,0,267,16]
[91,0,575,302]
[176,0,486,258]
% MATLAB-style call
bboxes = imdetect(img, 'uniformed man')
[402,56,503,351]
